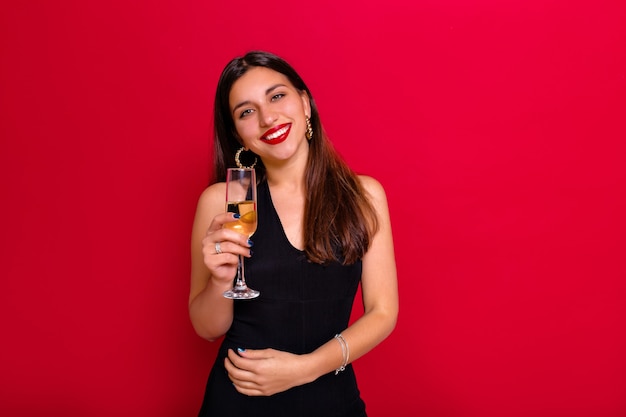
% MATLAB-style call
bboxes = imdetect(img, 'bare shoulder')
[195,182,227,220]
[198,182,226,205]
[357,175,388,203]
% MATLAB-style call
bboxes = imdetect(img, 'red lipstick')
[260,123,291,145]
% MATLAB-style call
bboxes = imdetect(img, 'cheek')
[287,99,305,114]
[234,120,257,143]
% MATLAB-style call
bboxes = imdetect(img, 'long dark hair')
[212,51,378,265]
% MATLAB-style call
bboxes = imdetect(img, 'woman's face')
[229,66,311,166]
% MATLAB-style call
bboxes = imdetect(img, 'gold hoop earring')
[305,116,313,141]
[235,147,258,169]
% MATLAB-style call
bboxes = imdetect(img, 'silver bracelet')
[334,333,349,375]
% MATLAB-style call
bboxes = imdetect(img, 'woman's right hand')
[201,212,253,285]
[190,185,249,340]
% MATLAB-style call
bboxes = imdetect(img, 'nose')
[258,105,278,127]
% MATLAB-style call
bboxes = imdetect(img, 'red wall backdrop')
[1,1,625,416]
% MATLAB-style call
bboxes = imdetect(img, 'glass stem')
[235,254,246,289]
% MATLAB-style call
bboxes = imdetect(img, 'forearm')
[303,307,397,382]
[189,277,235,341]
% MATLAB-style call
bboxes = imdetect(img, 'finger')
[224,355,238,375]
[201,233,251,259]
[226,348,249,370]
[207,212,243,233]
[201,241,239,280]
[234,348,270,359]
[204,226,253,248]
[225,353,257,385]
[213,237,253,259]
[214,241,223,255]
[221,228,255,249]
[227,366,264,396]
[232,383,264,397]
[201,238,234,262]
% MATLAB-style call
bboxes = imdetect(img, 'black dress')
[198,180,367,417]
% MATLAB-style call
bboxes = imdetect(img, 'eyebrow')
[231,83,287,116]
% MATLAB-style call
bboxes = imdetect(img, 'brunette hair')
[212,50,378,265]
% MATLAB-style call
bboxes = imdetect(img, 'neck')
[265,161,306,192]
[263,146,308,191]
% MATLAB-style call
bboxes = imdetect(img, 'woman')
[189,51,398,416]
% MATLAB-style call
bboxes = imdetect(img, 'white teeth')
[264,126,288,140]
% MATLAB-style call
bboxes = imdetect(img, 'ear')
[300,90,311,118]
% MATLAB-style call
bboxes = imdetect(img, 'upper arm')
[358,175,399,318]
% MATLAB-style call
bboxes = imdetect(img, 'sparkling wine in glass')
[222,168,259,299]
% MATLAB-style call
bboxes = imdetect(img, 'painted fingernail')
[233,213,241,219]
[247,239,254,246]
[237,347,246,353]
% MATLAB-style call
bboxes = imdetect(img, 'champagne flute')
[222,168,260,299]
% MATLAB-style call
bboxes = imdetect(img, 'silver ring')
[215,242,222,254]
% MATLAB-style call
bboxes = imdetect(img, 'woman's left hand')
[224,348,311,396]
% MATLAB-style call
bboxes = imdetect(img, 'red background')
[1,1,625,416]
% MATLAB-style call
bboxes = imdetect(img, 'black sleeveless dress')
[198,180,367,417]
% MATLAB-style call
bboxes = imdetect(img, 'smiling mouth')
[260,123,291,144]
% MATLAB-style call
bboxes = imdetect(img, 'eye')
[239,108,254,118]
[271,93,285,101]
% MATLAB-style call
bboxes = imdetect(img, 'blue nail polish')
[247,239,254,247]
[249,250,254,256]
[233,213,240,219]
[237,347,246,353]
